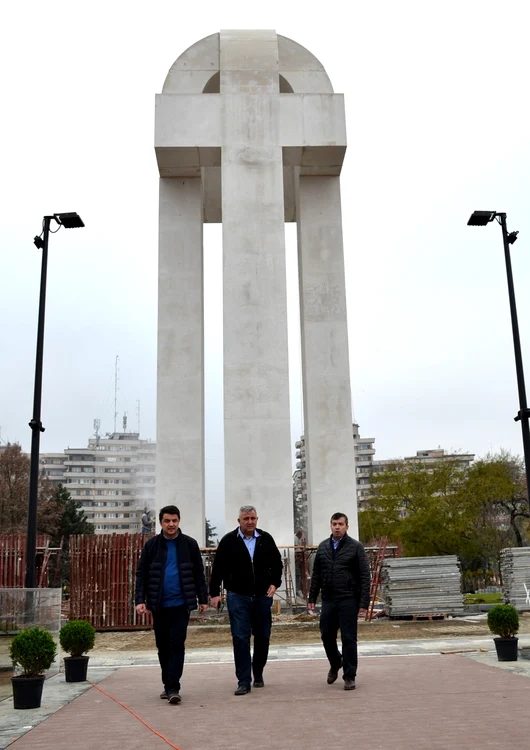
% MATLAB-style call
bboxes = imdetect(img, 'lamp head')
[467,211,496,226]
[54,212,84,229]
[34,236,45,250]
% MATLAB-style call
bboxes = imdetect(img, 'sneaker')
[168,691,182,704]
[327,661,342,684]
[234,684,251,695]
[253,677,265,688]
[344,679,356,691]
[160,690,168,700]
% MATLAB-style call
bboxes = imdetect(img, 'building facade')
[40,433,156,534]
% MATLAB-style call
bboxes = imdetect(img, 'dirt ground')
[94,612,530,652]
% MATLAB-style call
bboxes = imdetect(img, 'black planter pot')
[493,637,519,661]
[64,656,89,682]
[11,675,45,709]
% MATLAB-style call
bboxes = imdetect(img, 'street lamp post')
[25,212,84,589]
[468,210,530,511]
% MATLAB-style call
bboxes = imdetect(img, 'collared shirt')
[332,536,342,551]
[238,527,260,560]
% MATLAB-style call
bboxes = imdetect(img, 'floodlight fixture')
[54,212,85,229]
[467,210,496,226]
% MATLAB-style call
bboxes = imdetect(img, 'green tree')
[360,459,484,561]
[464,451,529,548]
[205,518,217,547]
[38,484,94,585]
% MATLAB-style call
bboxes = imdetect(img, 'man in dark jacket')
[135,505,207,704]
[209,505,283,695]
[308,512,371,691]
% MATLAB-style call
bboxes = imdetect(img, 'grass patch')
[465,592,502,604]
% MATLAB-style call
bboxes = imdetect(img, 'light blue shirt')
[238,528,260,559]
[332,537,341,550]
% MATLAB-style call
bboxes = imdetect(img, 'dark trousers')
[227,591,273,687]
[152,605,190,692]
[320,598,359,680]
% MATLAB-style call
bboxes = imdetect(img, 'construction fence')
[0,534,399,630]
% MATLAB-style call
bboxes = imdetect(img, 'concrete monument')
[155,30,357,546]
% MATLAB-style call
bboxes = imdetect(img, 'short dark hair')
[331,512,348,525]
[159,505,181,522]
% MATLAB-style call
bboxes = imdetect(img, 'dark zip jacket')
[209,527,283,597]
[308,534,371,609]
[135,531,208,612]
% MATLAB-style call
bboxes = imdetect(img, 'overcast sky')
[1,1,530,533]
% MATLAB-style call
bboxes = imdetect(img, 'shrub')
[487,604,519,638]
[10,627,57,677]
[59,620,96,657]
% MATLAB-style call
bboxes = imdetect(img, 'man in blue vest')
[135,505,208,704]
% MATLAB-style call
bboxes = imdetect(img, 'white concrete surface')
[297,176,358,542]
[155,30,356,547]
[156,178,205,544]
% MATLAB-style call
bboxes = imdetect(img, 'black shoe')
[160,690,168,700]
[327,662,342,684]
[234,684,251,695]
[253,677,265,688]
[344,679,356,691]
[168,691,182,704]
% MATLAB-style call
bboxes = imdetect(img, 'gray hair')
[239,505,257,516]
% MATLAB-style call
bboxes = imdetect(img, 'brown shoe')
[327,661,342,684]
[344,679,356,691]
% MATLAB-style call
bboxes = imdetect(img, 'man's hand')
[136,603,147,615]
[358,608,367,618]
[198,604,208,614]
[307,602,315,611]
[210,596,221,610]
[266,585,277,598]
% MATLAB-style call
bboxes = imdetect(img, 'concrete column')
[297,175,358,544]
[221,31,293,545]
[156,177,205,544]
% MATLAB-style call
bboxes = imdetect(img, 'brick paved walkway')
[9,656,530,749]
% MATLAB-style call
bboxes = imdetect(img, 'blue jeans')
[227,591,273,687]
[320,598,359,680]
[152,605,190,693]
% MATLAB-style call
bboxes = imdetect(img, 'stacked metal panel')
[381,556,465,617]
[500,547,530,610]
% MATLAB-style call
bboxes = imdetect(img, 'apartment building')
[40,432,156,534]
[293,423,375,532]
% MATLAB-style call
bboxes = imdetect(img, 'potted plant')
[487,603,519,661]
[10,627,57,709]
[59,619,96,682]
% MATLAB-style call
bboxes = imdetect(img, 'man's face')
[238,509,258,536]
[161,513,180,538]
[330,516,348,540]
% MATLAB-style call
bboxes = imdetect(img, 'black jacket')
[308,534,371,609]
[209,528,283,598]
[135,531,208,612]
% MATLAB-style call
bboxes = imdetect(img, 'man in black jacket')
[135,505,208,704]
[209,505,283,695]
[308,512,371,691]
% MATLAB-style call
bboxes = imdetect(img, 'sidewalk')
[2,639,530,749]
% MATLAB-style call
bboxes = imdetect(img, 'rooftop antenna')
[93,418,101,447]
[113,355,119,434]
[123,412,128,433]
[136,399,141,436]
